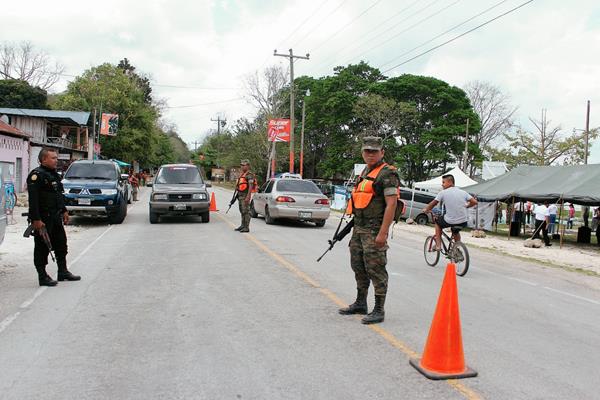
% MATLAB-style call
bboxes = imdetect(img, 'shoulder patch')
[31,174,38,181]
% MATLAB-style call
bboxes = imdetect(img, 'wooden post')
[508,196,515,241]
[559,199,565,249]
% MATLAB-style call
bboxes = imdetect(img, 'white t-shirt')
[534,204,550,221]
[435,186,472,224]
[548,204,558,215]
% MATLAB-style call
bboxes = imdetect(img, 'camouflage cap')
[361,136,383,151]
[240,159,250,165]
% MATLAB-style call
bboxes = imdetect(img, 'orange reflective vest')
[346,163,388,214]
[237,172,253,192]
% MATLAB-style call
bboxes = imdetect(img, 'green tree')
[53,62,174,166]
[373,74,482,184]
[0,79,47,109]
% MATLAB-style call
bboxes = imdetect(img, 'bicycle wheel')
[423,235,440,267]
[452,241,470,276]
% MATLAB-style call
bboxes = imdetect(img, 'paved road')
[1,186,599,400]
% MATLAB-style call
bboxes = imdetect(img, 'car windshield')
[65,163,117,180]
[156,166,203,184]
[276,180,321,194]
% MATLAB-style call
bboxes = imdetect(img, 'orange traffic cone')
[410,262,477,380]
[209,192,218,212]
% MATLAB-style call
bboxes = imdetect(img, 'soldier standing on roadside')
[338,137,400,324]
[235,159,255,233]
[27,148,80,286]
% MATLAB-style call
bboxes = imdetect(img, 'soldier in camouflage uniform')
[339,137,400,324]
[235,159,255,233]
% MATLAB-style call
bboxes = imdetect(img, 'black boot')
[36,266,57,287]
[361,295,385,324]
[57,261,81,281]
[339,289,368,315]
[239,228,250,233]
[234,226,243,231]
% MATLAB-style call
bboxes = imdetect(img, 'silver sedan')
[250,178,330,227]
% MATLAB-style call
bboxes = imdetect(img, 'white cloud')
[1,0,599,162]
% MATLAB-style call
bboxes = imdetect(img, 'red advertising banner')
[100,113,119,136]
[267,119,291,142]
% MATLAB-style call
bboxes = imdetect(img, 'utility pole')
[211,116,227,135]
[585,100,590,165]
[462,118,469,172]
[300,95,307,178]
[274,48,310,173]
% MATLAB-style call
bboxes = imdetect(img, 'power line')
[344,0,462,65]
[55,72,240,90]
[308,0,436,74]
[165,98,245,109]
[309,0,386,54]
[378,0,509,70]
[275,0,330,49]
[382,0,535,73]
[291,0,350,48]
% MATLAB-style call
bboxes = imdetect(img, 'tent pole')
[559,199,565,249]
[508,196,515,241]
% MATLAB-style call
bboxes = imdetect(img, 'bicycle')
[423,216,470,276]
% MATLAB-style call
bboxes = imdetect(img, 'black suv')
[62,160,129,224]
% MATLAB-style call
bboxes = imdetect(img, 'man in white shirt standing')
[422,174,478,250]
[533,201,552,246]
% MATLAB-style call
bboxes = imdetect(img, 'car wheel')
[110,199,127,224]
[200,211,210,223]
[264,206,275,225]
[250,201,258,218]
[415,213,429,225]
[149,210,159,224]
[315,220,326,227]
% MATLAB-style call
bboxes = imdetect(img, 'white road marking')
[480,269,538,286]
[543,286,600,305]
[1,224,114,335]
[0,312,21,334]
[20,287,46,309]
[505,276,539,286]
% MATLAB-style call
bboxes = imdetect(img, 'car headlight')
[192,193,207,200]
[153,193,168,201]
[101,189,118,195]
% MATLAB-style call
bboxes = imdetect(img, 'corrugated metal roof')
[0,119,31,138]
[0,108,90,125]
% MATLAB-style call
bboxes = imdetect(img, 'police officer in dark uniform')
[27,147,80,286]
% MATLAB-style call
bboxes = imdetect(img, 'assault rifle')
[225,188,239,214]
[22,213,56,262]
[317,171,358,262]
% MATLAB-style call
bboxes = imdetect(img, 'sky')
[2,0,599,163]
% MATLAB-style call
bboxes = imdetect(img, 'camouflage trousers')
[349,229,389,296]
[238,193,251,229]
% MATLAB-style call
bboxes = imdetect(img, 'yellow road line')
[216,213,482,400]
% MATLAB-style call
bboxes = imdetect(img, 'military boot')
[338,289,368,315]
[36,265,57,287]
[57,260,81,281]
[361,295,385,324]
[234,226,243,231]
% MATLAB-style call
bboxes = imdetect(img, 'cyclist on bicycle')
[422,174,478,251]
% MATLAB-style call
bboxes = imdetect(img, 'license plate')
[78,198,91,205]
[299,211,312,219]
[174,203,187,211]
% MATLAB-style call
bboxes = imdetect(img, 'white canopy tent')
[414,167,477,193]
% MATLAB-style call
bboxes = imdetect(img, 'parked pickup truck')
[62,160,129,224]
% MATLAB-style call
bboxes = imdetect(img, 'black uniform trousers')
[533,219,550,245]
[34,215,68,268]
